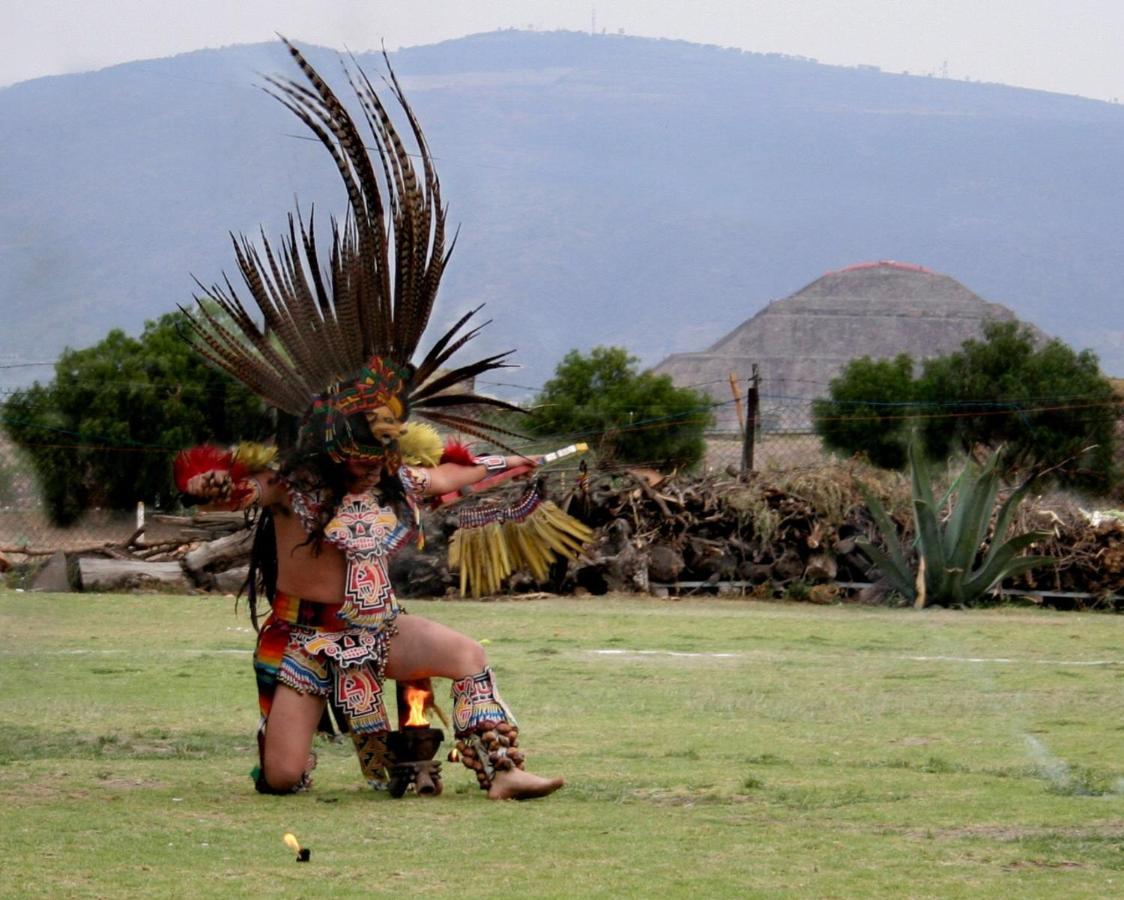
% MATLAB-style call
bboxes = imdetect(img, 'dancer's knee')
[442,633,487,678]
[459,638,487,674]
[261,759,307,793]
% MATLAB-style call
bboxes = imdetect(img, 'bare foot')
[487,767,565,801]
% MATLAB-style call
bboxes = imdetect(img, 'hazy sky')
[3,0,1123,101]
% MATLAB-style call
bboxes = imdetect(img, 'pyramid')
[652,262,1043,431]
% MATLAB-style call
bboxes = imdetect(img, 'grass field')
[1,592,1121,898]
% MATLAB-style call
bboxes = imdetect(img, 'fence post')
[742,365,759,473]
[728,372,745,439]
[135,500,146,546]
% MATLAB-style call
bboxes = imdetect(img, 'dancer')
[175,40,576,799]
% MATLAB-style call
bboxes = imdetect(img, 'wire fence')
[0,398,819,561]
[2,391,1121,564]
[0,437,141,557]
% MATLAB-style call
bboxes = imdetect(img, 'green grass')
[1,593,1122,898]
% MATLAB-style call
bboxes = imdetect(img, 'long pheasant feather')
[181,39,516,436]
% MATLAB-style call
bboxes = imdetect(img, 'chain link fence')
[704,431,828,474]
[0,436,140,563]
[4,395,1122,571]
[702,392,830,474]
[0,396,827,565]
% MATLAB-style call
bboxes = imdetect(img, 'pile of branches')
[32,466,1124,608]
[1010,498,1124,605]
[561,466,1123,607]
[564,466,878,598]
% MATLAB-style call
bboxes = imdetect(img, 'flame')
[283,833,301,854]
[449,747,460,762]
[403,685,430,727]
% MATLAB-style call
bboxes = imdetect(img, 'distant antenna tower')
[591,6,597,35]
[940,59,949,79]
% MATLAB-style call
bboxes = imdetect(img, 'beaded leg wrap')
[351,729,393,790]
[450,667,526,790]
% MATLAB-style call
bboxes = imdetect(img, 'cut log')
[771,548,805,581]
[78,558,191,592]
[151,512,246,528]
[647,543,685,583]
[573,517,650,594]
[148,511,247,543]
[213,565,250,595]
[858,578,891,604]
[182,529,254,576]
[804,553,838,581]
[31,551,71,592]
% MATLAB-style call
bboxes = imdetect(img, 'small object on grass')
[283,832,311,862]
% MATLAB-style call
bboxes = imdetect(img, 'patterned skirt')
[253,591,398,734]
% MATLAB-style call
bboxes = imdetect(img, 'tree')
[525,347,712,469]
[916,321,1118,493]
[812,320,1120,493]
[2,311,273,524]
[812,354,917,469]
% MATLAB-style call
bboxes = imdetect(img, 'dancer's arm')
[422,454,541,498]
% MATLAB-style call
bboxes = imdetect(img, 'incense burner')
[386,726,445,797]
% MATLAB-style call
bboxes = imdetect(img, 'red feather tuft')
[173,445,234,492]
[229,460,252,482]
[440,439,476,467]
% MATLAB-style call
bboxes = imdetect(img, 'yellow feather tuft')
[398,422,444,467]
[232,442,278,472]
[449,501,593,598]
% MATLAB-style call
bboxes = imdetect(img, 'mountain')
[2,30,1122,401]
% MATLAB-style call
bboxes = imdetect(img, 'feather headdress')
[179,39,522,455]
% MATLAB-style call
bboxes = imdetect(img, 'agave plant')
[857,441,1051,608]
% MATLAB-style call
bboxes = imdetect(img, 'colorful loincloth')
[254,591,398,733]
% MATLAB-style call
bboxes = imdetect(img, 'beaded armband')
[475,455,507,473]
[230,475,263,509]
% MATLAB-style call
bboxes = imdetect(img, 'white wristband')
[475,455,507,473]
